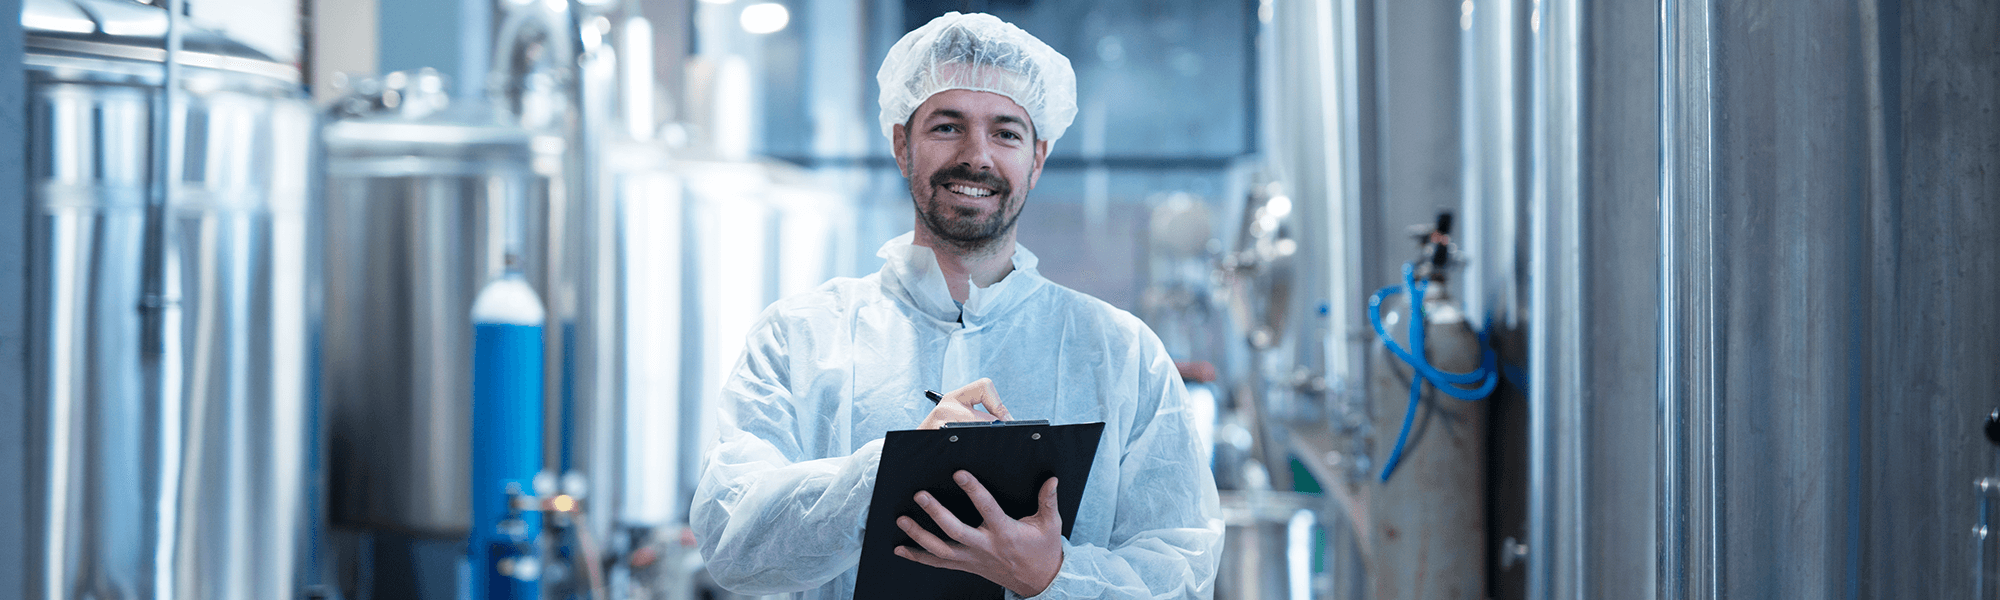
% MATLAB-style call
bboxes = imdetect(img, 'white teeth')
[949,184,994,198]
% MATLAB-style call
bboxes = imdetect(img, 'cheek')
[1008,155,1040,188]
[910,148,946,179]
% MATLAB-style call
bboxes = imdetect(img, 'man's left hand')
[895,472,1064,597]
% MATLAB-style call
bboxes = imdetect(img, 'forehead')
[911,89,1034,128]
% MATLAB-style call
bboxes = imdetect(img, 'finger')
[1033,477,1062,531]
[895,546,963,573]
[947,378,989,400]
[919,399,994,429]
[953,471,1009,525]
[914,490,982,543]
[949,379,1011,421]
[956,404,1000,423]
[898,515,959,560]
[968,378,1012,420]
[894,544,948,569]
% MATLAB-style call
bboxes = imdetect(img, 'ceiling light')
[740,3,789,34]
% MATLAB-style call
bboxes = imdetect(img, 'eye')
[930,123,961,134]
[996,129,1023,141]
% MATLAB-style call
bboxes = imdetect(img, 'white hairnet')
[877,12,1078,148]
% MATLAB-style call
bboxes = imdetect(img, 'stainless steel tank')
[1653,0,2000,597]
[320,82,565,536]
[595,139,679,528]
[22,0,317,598]
[1215,491,1342,600]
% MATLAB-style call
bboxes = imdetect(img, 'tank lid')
[22,0,93,35]
[324,117,562,152]
[323,111,565,180]
[23,0,295,80]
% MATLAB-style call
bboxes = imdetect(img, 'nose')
[954,133,997,172]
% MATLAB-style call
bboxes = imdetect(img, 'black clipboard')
[853,421,1105,600]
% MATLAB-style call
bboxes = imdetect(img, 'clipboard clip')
[942,419,1051,428]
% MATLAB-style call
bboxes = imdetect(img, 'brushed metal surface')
[1658,0,2000,597]
[1527,0,1585,599]
[23,24,315,600]
[320,117,562,536]
[1577,0,1664,598]
[1658,0,1719,598]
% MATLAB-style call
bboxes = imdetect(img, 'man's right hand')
[919,378,1012,429]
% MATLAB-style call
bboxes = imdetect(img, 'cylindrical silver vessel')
[321,108,564,536]
[594,139,681,532]
[1656,1,2000,598]
[23,0,317,598]
[1216,491,1326,600]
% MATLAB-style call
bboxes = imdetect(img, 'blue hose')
[1369,262,1499,482]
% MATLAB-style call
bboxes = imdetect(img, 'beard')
[910,162,1025,254]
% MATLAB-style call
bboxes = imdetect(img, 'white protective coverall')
[692,233,1224,599]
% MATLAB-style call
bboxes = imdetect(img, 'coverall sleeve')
[691,317,883,595]
[1022,339,1225,600]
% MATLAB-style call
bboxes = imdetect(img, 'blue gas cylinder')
[470,273,546,600]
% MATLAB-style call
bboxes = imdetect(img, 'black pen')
[924,390,943,404]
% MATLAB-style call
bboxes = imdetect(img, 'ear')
[892,123,911,178]
[1027,138,1050,190]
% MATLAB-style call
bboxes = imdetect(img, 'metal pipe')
[1287,508,1317,600]
[0,5,22,596]
[1655,0,1680,594]
[1313,0,1360,397]
[1654,0,1683,595]
[1555,2,1583,597]
[1525,0,1550,594]
[572,0,622,547]
[1656,0,1717,598]
[1527,0,1585,597]
[143,1,187,597]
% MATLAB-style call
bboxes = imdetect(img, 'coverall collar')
[875,231,1045,326]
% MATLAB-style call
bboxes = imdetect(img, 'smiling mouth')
[928,164,1010,201]
[946,183,996,198]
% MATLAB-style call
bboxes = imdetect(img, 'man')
[691,12,1223,600]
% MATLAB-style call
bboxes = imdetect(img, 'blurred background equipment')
[20,0,318,598]
[1360,213,1493,600]
[468,269,549,600]
[20,0,317,598]
[319,67,568,599]
[1,0,1996,599]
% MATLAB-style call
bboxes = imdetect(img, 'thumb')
[1035,477,1061,529]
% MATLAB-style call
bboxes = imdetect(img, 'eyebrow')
[925,109,1029,130]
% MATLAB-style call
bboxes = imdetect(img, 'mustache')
[928,164,1011,198]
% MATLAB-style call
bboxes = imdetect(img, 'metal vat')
[22,0,317,598]
[1655,0,2000,597]
[321,93,564,537]
[1217,491,1355,600]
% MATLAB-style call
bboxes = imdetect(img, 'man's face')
[893,89,1050,252]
